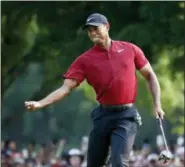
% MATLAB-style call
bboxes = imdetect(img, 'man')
[25,13,165,167]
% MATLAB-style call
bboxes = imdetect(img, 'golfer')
[25,13,165,167]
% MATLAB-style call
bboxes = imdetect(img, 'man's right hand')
[25,101,42,111]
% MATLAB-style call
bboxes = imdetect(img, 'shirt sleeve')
[63,56,85,85]
[131,43,148,70]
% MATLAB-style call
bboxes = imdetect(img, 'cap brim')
[82,22,102,29]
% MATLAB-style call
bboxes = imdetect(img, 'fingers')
[159,114,164,120]
[155,110,165,120]
[156,113,163,120]
[160,110,165,120]
[157,112,164,120]
[155,112,160,119]
[25,101,36,111]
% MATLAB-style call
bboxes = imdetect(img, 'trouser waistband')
[100,103,134,111]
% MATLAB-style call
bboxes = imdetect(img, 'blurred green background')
[1,1,184,149]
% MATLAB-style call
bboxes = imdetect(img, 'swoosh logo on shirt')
[117,49,124,53]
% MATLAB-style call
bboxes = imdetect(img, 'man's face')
[87,24,109,44]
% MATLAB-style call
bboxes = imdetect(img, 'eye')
[94,26,98,31]
[87,26,94,32]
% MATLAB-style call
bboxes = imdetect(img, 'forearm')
[38,85,71,107]
[147,72,161,108]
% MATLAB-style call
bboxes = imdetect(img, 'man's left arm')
[139,63,165,119]
[132,43,165,119]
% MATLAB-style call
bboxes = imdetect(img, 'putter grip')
[157,118,162,125]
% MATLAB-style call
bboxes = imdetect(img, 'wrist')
[154,105,161,109]
[38,101,45,108]
[154,102,161,109]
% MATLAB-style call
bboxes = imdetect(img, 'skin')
[25,23,165,119]
[69,156,82,167]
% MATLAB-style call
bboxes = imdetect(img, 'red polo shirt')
[63,40,148,105]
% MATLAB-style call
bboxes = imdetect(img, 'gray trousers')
[87,105,141,167]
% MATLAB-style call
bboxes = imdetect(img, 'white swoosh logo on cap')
[87,17,95,22]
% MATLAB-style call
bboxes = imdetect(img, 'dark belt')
[100,103,134,111]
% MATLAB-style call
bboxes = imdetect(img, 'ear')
[106,23,110,31]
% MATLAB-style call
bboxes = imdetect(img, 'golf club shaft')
[158,118,169,152]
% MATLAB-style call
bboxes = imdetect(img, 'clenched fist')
[25,101,42,111]
[154,106,165,120]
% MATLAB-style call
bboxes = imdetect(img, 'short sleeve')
[131,44,148,70]
[63,57,85,85]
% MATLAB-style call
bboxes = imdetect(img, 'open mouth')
[92,37,100,41]
[93,37,100,39]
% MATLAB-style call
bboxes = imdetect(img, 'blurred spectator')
[67,148,84,167]
[156,135,166,154]
[176,146,184,167]
[1,135,184,167]
[141,138,152,157]
[147,153,159,167]
[22,140,37,159]
[177,136,184,147]
[80,136,88,167]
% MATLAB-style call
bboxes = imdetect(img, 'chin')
[92,38,102,44]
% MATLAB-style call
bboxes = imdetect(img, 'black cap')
[83,13,109,29]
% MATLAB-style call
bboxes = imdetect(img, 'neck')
[98,37,112,51]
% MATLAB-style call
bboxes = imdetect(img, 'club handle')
[157,117,162,125]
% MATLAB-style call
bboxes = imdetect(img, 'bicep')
[131,43,148,70]
[63,57,85,85]
[63,78,78,90]
[139,62,154,80]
